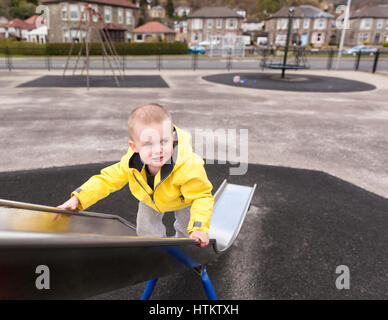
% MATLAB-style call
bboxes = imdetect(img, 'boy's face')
[128,120,174,170]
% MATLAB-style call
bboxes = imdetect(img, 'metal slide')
[0,180,256,299]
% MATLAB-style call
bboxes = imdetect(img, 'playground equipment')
[0,180,256,299]
[261,7,310,78]
[61,4,123,89]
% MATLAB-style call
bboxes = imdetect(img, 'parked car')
[343,45,378,56]
[188,45,206,54]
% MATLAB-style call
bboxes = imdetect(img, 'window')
[216,19,222,29]
[80,4,86,21]
[293,19,299,29]
[277,19,288,30]
[61,4,68,21]
[359,32,369,43]
[312,32,324,43]
[105,7,111,23]
[192,19,203,30]
[70,28,81,42]
[275,34,286,45]
[314,18,326,30]
[191,32,201,42]
[118,8,123,24]
[63,29,70,42]
[69,4,79,21]
[207,19,213,28]
[360,18,372,30]
[91,5,98,22]
[136,34,143,41]
[126,10,132,25]
[377,19,383,29]
[226,19,237,29]
[303,18,310,29]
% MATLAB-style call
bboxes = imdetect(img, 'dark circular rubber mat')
[203,73,376,92]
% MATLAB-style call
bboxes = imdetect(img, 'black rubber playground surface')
[0,162,387,299]
[203,73,376,92]
[17,75,169,88]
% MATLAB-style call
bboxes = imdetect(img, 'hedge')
[0,39,188,56]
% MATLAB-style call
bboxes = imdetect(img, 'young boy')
[57,103,214,247]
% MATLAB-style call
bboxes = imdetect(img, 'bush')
[383,42,388,48]
[0,40,188,56]
[0,39,46,55]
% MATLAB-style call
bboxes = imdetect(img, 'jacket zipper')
[132,172,163,212]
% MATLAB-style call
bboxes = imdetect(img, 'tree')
[165,0,174,18]
[257,0,287,20]
[138,0,148,22]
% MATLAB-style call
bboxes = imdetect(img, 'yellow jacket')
[71,126,214,234]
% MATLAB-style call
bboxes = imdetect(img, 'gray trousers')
[136,201,191,238]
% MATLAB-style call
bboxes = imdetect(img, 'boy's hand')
[53,196,80,221]
[189,231,209,248]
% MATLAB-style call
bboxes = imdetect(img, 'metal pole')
[45,45,51,71]
[336,0,352,70]
[327,48,334,70]
[372,49,380,73]
[6,46,12,72]
[227,48,231,71]
[141,279,158,300]
[158,47,161,71]
[354,50,361,71]
[282,7,294,79]
[201,266,218,300]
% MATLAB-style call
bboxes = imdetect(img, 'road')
[1,56,387,72]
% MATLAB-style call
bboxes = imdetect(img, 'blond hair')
[128,103,173,140]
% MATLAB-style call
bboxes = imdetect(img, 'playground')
[0,67,387,299]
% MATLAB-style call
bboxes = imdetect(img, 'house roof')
[188,6,244,19]
[24,15,44,28]
[267,5,334,20]
[0,18,35,30]
[350,5,388,19]
[41,0,138,9]
[133,21,175,34]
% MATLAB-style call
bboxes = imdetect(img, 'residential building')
[234,8,246,19]
[149,5,166,19]
[41,0,139,43]
[187,6,244,46]
[242,20,264,32]
[347,4,388,46]
[173,20,187,42]
[174,6,191,18]
[265,5,335,47]
[133,21,175,42]
[0,18,34,40]
[27,26,48,43]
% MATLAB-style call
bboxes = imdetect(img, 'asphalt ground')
[203,73,376,92]
[17,75,169,88]
[0,161,387,299]
[0,69,387,299]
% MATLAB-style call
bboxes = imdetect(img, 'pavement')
[0,69,387,199]
[0,68,387,299]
